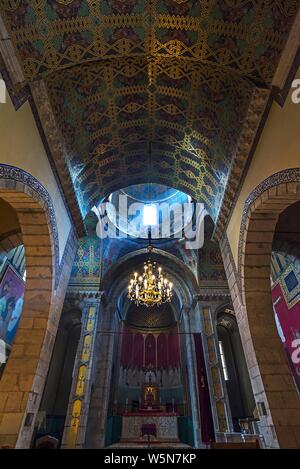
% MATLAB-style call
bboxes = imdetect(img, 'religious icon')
[0,263,25,346]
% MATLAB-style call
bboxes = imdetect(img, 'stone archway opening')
[240,176,300,448]
[83,249,208,449]
[0,180,55,449]
[0,198,22,253]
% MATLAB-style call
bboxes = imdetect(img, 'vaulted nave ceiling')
[45,56,253,218]
[1,0,298,225]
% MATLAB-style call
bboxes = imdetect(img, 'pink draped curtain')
[168,328,180,367]
[132,333,144,368]
[157,333,168,368]
[193,333,215,443]
[145,334,156,368]
[120,326,133,367]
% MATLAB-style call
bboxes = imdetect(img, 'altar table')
[141,423,157,437]
[121,412,179,442]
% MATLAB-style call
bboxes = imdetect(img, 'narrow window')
[219,341,229,381]
[143,204,157,226]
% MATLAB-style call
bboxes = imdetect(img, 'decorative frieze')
[213,88,270,243]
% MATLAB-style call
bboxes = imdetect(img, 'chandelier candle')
[128,247,173,307]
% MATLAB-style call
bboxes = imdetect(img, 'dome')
[105,183,193,239]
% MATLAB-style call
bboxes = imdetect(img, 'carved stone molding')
[213,87,270,242]
[0,163,76,288]
[0,14,24,85]
[195,290,231,302]
[30,80,84,235]
[272,7,300,89]
[66,290,104,301]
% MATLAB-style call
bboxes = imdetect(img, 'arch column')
[0,170,76,448]
[85,301,119,448]
[219,171,300,448]
[182,306,202,448]
[197,300,233,436]
[61,292,102,448]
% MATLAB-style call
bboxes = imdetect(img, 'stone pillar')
[197,300,233,436]
[182,306,202,448]
[84,302,118,448]
[0,224,76,449]
[61,291,102,449]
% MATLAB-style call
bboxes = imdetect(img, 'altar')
[121,412,179,442]
[118,368,181,444]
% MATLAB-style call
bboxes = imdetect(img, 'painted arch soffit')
[1,1,298,220]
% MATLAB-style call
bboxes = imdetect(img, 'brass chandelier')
[128,245,173,307]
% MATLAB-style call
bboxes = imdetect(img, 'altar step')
[108,439,191,449]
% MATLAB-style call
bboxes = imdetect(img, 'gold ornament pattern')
[0,1,298,218]
[44,56,253,217]
[1,0,297,83]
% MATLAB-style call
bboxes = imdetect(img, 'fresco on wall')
[0,263,25,346]
[69,233,199,289]
[69,235,101,288]
[198,240,227,282]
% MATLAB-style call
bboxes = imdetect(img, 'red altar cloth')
[141,424,156,437]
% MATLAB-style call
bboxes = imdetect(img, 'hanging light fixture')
[128,246,173,308]
[128,143,173,307]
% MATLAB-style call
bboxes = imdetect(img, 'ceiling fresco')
[1,0,298,221]
[44,56,253,218]
[2,0,296,82]
[120,183,184,203]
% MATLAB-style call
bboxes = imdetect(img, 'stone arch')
[0,230,22,254]
[85,248,203,448]
[0,165,58,448]
[102,247,199,310]
[213,303,233,321]
[0,197,22,253]
[238,168,300,448]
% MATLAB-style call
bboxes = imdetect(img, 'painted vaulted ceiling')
[1,0,298,222]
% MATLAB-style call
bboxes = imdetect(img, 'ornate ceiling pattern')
[45,56,253,216]
[125,302,175,329]
[1,0,298,221]
[1,0,297,83]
